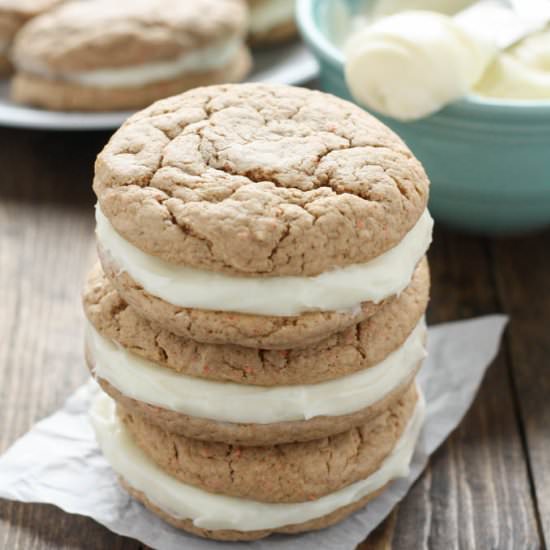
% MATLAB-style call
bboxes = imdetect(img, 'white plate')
[0,42,318,131]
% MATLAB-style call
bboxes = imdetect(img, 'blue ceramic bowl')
[297,0,550,234]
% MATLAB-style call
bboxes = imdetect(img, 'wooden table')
[0,126,548,550]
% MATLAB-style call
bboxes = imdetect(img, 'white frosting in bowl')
[95,205,433,317]
[475,28,550,100]
[342,3,550,114]
[344,11,495,121]
[90,388,425,531]
[87,318,426,423]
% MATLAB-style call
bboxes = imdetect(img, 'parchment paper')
[0,315,508,550]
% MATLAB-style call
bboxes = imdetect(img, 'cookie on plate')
[10,0,251,111]
[246,0,298,46]
[0,0,61,75]
[90,385,425,540]
[93,83,432,349]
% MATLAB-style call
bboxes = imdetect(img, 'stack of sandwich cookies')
[85,83,432,540]
[11,0,250,111]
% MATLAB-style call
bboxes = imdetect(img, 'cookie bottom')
[122,478,387,541]
[10,46,251,111]
[250,19,298,47]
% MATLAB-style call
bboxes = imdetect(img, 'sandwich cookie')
[10,0,251,111]
[83,259,430,387]
[118,382,418,503]
[93,83,432,348]
[247,0,298,46]
[90,388,426,541]
[0,0,61,75]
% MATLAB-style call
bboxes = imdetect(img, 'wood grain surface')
[0,126,548,550]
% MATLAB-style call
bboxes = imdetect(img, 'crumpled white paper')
[0,315,507,550]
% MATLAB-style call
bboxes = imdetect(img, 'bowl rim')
[296,0,550,116]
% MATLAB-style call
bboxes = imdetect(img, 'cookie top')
[94,83,430,277]
[119,382,417,503]
[12,0,248,72]
[83,258,429,385]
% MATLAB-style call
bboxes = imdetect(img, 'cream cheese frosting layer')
[90,389,425,531]
[95,206,433,316]
[475,27,550,100]
[18,38,241,89]
[249,0,295,34]
[87,319,426,424]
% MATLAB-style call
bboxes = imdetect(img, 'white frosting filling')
[90,388,425,531]
[249,0,295,34]
[87,319,426,423]
[95,206,433,316]
[19,38,241,89]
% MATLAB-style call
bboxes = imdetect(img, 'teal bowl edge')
[296,0,550,235]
